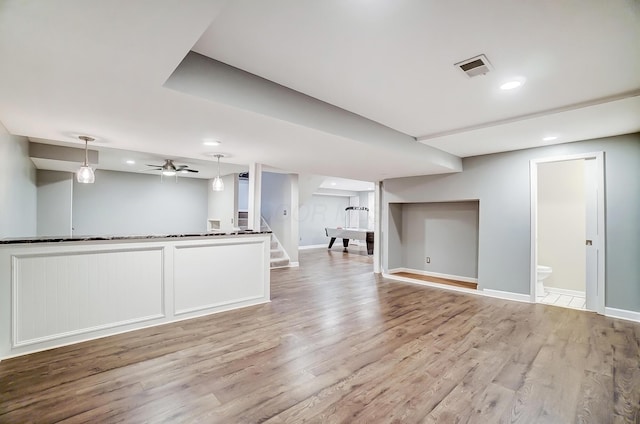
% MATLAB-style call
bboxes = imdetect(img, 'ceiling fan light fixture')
[212,154,224,191]
[76,135,95,184]
[162,170,176,177]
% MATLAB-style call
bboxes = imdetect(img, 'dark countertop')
[0,230,272,245]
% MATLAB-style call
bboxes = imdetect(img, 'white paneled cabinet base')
[0,234,271,359]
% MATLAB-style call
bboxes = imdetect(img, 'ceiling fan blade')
[182,169,199,173]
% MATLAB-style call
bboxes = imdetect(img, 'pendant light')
[76,136,95,184]
[211,154,224,191]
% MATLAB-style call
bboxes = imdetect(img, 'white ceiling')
[319,177,374,192]
[0,0,638,182]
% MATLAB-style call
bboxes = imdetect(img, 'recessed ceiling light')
[330,182,337,186]
[542,136,558,141]
[203,139,221,146]
[500,79,525,90]
[125,159,136,165]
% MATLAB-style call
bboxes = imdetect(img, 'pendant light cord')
[79,135,94,166]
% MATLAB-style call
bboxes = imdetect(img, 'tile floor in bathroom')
[537,291,586,310]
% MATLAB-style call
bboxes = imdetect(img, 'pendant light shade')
[212,176,224,191]
[212,154,224,191]
[76,136,95,184]
[77,165,95,184]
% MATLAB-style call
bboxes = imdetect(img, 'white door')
[584,158,598,311]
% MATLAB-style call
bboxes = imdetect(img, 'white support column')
[247,163,262,231]
[373,181,382,274]
[289,173,299,264]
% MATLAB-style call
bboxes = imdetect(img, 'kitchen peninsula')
[0,231,271,359]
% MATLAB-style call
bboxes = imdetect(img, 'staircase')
[269,234,290,268]
[238,210,249,229]
[238,211,291,268]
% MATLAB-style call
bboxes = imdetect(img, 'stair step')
[270,249,285,259]
[270,241,278,249]
[270,258,290,268]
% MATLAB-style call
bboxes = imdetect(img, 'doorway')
[530,152,605,314]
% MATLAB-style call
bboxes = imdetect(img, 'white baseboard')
[383,273,477,295]
[383,273,531,304]
[387,267,477,284]
[545,286,585,297]
[299,244,327,250]
[605,307,640,323]
[482,289,531,303]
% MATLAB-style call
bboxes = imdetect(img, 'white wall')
[538,160,586,292]
[359,191,374,230]
[298,174,327,205]
[72,169,208,235]
[0,122,36,238]
[347,193,373,229]
[208,173,238,231]
[398,201,479,279]
[349,195,360,228]
[383,133,640,313]
[37,170,73,237]
[299,194,350,246]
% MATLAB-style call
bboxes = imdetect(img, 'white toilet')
[536,265,553,296]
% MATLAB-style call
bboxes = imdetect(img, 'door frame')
[529,151,605,314]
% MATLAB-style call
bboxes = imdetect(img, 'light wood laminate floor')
[1,249,638,423]
[392,271,478,290]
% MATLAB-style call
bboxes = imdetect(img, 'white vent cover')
[455,54,492,78]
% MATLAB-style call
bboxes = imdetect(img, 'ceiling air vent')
[455,54,492,78]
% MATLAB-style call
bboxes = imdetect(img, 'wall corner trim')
[605,307,640,323]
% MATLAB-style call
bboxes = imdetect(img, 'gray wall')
[238,178,248,211]
[398,202,479,279]
[0,123,36,238]
[261,172,297,260]
[299,194,350,246]
[383,133,640,312]
[37,170,73,237]
[605,135,640,312]
[72,169,208,235]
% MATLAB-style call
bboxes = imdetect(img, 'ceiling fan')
[146,159,199,178]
